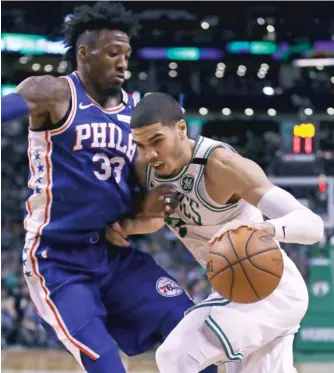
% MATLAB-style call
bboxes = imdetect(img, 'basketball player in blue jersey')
[1,3,218,373]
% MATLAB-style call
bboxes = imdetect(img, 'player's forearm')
[125,217,165,235]
[257,186,324,244]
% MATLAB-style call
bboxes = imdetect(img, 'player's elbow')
[305,212,324,244]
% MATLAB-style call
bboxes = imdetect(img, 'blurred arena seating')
[1,2,334,372]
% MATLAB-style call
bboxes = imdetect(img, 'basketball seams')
[246,233,283,279]
[227,230,260,301]
[208,247,280,277]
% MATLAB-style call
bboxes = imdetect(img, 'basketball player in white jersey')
[106,93,324,373]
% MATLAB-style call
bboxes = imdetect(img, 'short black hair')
[130,93,184,129]
[62,2,140,70]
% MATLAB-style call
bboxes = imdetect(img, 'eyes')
[108,52,131,60]
[136,138,164,150]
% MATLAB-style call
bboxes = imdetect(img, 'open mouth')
[152,162,164,170]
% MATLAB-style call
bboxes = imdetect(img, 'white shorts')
[156,251,309,373]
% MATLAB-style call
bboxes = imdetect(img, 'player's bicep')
[16,75,70,113]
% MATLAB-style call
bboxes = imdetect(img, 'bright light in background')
[44,64,53,72]
[215,70,224,78]
[125,71,131,79]
[222,108,231,115]
[331,76,334,84]
[304,108,313,115]
[327,107,334,115]
[138,72,148,80]
[267,25,275,33]
[169,70,178,78]
[316,65,324,70]
[257,17,265,25]
[261,63,269,70]
[19,56,28,64]
[201,21,210,30]
[257,72,265,79]
[199,107,208,115]
[217,62,225,70]
[263,86,274,95]
[181,107,186,113]
[245,108,254,116]
[57,61,67,73]
[169,62,178,69]
[268,108,277,116]
[32,63,40,71]
[237,65,246,77]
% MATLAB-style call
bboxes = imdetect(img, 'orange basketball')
[206,227,284,303]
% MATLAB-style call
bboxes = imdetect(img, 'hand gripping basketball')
[208,220,275,246]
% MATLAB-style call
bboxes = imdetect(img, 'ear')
[177,119,187,139]
[77,44,88,62]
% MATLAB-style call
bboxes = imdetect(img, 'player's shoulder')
[207,146,243,173]
[17,74,70,102]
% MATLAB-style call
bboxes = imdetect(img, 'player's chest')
[68,120,136,162]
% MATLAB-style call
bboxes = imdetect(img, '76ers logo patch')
[181,174,194,193]
[156,277,184,297]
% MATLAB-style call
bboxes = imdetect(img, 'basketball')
[206,227,284,303]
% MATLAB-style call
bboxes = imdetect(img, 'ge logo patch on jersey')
[156,277,184,297]
[181,174,194,193]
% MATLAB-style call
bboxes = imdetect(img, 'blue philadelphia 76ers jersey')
[24,72,138,245]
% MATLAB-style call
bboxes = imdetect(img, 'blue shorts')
[23,235,194,363]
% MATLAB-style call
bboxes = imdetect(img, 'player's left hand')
[208,220,275,246]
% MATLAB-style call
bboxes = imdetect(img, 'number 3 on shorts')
[93,153,125,182]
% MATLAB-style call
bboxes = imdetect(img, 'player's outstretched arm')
[1,75,70,125]
[207,148,324,245]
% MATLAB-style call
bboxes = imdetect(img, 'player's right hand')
[105,221,130,247]
[143,185,180,218]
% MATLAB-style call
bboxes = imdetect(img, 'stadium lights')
[169,70,178,78]
[304,108,313,115]
[263,86,274,96]
[215,71,224,78]
[257,72,265,79]
[327,107,334,115]
[138,72,148,80]
[245,108,254,116]
[261,63,269,70]
[199,107,208,115]
[32,63,41,71]
[268,108,277,116]
[201,21,210,30]
[169,62,178,69]
[217,63,225,70]
[267,25,275,33]
[44,64,53,72]
[19,56,28,64]
[257,17,265,25]
[222,108,231,115]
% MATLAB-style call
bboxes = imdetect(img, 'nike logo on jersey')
[282,226,286,238]
[79,102,94,110]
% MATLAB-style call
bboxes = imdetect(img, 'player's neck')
[170,139,195,176]
[76,71,122,107]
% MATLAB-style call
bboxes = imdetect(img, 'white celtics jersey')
[146,136,264,268]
